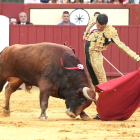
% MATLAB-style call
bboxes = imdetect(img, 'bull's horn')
[83,87,97,102]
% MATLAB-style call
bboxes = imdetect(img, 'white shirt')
[90,24,97,33]
[21,22,26,25]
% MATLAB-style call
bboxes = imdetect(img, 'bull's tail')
[25,84,32,92]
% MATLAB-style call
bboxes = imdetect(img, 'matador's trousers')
[85,41,107,86]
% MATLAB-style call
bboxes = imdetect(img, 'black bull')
[0,42,96,120]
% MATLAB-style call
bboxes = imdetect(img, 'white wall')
[30,8,129,25]
[0,15,9,91]
[0,15,9,52]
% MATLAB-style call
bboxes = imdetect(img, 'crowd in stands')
[21,0,139,3]
[9,12,33,25]
[9,11,74,25]
[1,0,137,5]
[1,0,139,3]
[1,0,140,4]
[23,0,140,4]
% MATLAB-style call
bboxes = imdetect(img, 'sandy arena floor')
[0,89,140,140]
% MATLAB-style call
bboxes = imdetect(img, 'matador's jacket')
[83,16,140,86]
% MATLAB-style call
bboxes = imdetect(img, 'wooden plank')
[70,26,79,58]
[128,27,137,72]
[61,26,70,47]
[0,2,1,15]
[81,26,88,71]
[119,27,129,74]
[19,26,28,44]
[10,26,20,45]
[78,26,85,65]
[45,26,53,43]
[137,27,140,69]
[28,26,37,44]
[37,26,45,43]
[110,27,120,75]
[54,27,62,44]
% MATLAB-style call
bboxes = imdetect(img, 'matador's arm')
[83,16,97,40]
[104,25,140,62]
[112,35,140,62]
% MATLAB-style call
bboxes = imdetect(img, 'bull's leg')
[39,90,50,120]
[80,111,91,121]
[38,79,53,120]
[3,77,23,117]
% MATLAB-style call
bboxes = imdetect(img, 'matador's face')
[96,21,106,31]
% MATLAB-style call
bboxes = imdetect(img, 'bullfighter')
[83,14,140,119]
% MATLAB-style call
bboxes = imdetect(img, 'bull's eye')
[80,98,86,104]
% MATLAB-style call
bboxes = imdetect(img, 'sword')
[103,56,124,76]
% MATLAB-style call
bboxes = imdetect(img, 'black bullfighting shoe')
[93,114,100,119]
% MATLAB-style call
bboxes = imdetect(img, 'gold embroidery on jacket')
[112,35,140,62]
[104,25,118,42]
[89,43,107,84]
[84,22,140,60]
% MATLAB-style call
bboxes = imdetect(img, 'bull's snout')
[65,108,76,118]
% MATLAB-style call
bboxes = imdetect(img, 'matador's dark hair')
[97,14,108,25]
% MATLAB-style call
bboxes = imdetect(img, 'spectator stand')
[1,0,24,2]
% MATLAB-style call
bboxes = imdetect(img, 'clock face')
[70,9,90,25]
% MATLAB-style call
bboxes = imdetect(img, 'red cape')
[95,69,140,121]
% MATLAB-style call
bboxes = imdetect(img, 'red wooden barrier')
[0,2,1,15]
[1,3,24,20]
[10,25,140,79]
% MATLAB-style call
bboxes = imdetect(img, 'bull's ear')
[76,87,83,96]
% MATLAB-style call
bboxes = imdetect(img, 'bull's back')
[7,42,73,59]
[1,42,75,78]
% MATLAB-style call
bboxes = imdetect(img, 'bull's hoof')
[80,111,91,121]
[3,109,10,117]
[39,115,49,120]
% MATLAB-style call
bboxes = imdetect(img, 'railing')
[9,25,140,78]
